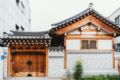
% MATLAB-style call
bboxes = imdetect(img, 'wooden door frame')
[7,47,48,77]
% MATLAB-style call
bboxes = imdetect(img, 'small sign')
[3,51,7,56]
[0,55,4,60]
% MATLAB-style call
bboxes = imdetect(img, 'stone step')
[4,77,62,80]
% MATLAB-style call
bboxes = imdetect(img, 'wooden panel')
[12,52,46,77]
[64,37,67,69]
[11,49,46,52]
[45,48,48,76]
[7,47,11,77]
[66,34,113,39]
[37,53,45,76]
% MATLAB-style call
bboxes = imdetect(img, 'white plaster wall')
[48,50,65,77]
[98,30,108,34]
[81,32,97,35]
[3,47,8,78]
[98,40,112,50]
[3,57,7,78]
[0,47,3,80]
[0,0,31,36]
[67,51,117,75]
[66,39,80,50]
[68,30,80,34]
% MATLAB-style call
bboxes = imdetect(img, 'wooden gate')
[11,52,46,77]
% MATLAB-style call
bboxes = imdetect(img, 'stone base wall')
[67,51,118,75]
[48,49,65,77]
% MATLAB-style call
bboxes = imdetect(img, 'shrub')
[73,60,83,80]
[82,75,120,80]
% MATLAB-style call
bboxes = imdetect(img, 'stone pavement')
[4,77,62,80]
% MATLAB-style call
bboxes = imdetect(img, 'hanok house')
[1,4,120,78]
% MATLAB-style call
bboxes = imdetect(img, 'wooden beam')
[112,38,115,68]
[7,47,11,77]
[11,49,46,52]
[64,37,67,69]
[66,34,113,39]
[45,48,48,76]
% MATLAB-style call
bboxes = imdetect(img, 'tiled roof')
[3,30,51,39]
[51,7,120,34]
[2,31,52,47]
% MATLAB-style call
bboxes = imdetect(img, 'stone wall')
[48,47,65,77]
[67,51,118,75]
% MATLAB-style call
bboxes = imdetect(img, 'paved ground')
[4,77,62,80]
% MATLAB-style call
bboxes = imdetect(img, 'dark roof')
[3,30,51,39]
[0,39,4,47]
[51,7,120,34]
[2,31,52,47]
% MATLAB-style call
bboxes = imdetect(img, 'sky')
[30,0,120,31]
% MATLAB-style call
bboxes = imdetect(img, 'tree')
[73,60,83,80]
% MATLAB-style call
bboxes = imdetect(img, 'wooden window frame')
[81,39,97,50]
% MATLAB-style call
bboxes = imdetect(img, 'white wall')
[67,51,118,75]
[81,32,97,34]
[66,39,112,50]
[48,50,65,77]
[0,47,3,80]
[68,30,80,34]
[66,39,80,50]
[98,40,112,50]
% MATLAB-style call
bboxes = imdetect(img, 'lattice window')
[82,40,97,49]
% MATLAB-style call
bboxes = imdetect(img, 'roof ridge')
[50,7,120,34]
[51,7,93,26]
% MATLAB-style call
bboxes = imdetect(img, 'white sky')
[30,0,120,31]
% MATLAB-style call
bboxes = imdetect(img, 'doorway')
[11,52,46,77]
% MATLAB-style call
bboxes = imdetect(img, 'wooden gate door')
[12,52,46,77]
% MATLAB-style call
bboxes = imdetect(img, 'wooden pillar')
[64,37,67,69]
[7,47,11,77]
[112,38,115,68]
[45,48,48,76]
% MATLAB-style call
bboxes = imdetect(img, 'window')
[15,24,19,31]
[82,40,89,49]
[16,0,20,5]
[21,2,25,15]
[29,19,31,23]
[21,26,24,31]
[115,15,120,25]
[90,40,96,49]
[82,40,97,49]
[21,2,25,8]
